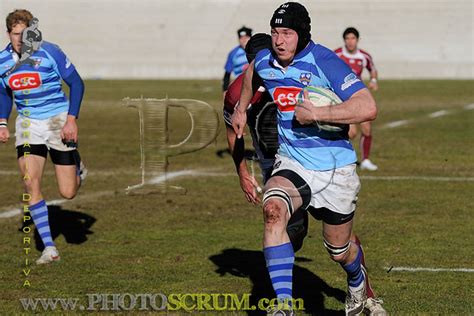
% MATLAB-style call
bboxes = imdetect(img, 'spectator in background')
[222,26,252,93]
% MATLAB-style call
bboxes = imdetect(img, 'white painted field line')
[428,110,449,118]
[0,170,222,177]
[386,266,474,273]
[382,103,473,129]
[383,120,410,129]
[361,175,474,182]
[0,191,114,219]
[0,169,233,219]
[0,170,138,176]
[0,209,22,219]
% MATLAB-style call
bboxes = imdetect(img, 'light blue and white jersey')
[224,45,248,76]
[254,41,366,171]
[0,41,75,119]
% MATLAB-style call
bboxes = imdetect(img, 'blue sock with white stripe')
[29,200,55,248]
[341,245,365,290]
[264,242,294,305]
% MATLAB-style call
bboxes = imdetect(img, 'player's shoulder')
[0,45,13,73]
[359,48,373,59]
[40,41,62,54]
[254,48,272,68]
[334,47,343,54]
[311,43,341,61]
[229,45,243,56]
[0,44,12,58]
[40,41,71,65]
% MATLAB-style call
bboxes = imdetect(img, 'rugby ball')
[298,86,344,132]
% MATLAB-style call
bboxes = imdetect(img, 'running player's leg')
[18,145,59,264]
[262,174,303,309]
[323,217,367,315]
[18,147,46,205]
[47,112,85,199]
[51,149,80,199]
[310,163,368,314]
[348,123,358,140]
[16,111,61,264]
[359,121,377,171]
[260,157,309,253]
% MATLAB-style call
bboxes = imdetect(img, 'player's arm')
[232,60,255,138]
[368,68,378,91]
[297,88,376,125]
[225,125,260,204]
[223,49,235,92]
[223,105,247,173]
[61,70,85,143]
[222,72,231,92]
[295,50,377,125]
[224,79,261,204]
[44,43,85,143]
[365,52,378,91]
[0,83,13,143]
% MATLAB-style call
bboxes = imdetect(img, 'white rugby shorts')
[271,154,361,215]
[15,112,75,151]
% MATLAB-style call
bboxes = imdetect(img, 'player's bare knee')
[263,200,285,224]
[262,188,293,225]
[59,186,77,200]
[324,239,351,263]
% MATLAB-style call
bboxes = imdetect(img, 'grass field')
[0,80,473,315]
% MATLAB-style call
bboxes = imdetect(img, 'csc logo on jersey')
[273,87,302,112]
[9,73,41,91]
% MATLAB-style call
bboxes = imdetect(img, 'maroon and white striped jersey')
[334,46,375,78]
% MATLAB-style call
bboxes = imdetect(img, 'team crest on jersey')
[33,58,42,69]
[299,73,312,86]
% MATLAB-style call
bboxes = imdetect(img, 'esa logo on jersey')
[299,73,312,86]
[9,73,41,91]
[341,73,361,91]
[273,87,302,112]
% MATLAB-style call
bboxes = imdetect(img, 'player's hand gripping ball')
[296,86,345,132]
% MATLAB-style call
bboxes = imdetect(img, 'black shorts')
[17,144,78,166]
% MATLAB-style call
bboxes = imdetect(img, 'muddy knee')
[263,200,286,224]
[262,188,294,225]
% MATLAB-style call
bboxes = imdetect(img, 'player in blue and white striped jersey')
[232,3,385,315]
[222,26,252,92]
[0,9,86,265]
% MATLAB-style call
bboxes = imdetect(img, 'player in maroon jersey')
[335,27,379,171]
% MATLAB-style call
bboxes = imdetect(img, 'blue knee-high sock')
[29,200,55,248]
[341,245,365,289]
[264,242,294,304]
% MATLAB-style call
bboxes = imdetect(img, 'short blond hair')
[6,9,33,33]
